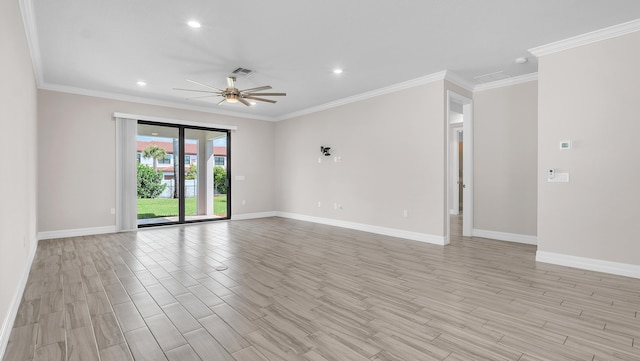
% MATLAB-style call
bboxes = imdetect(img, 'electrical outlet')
[548,173,570,182]
[317,201,321,207]
[242,200,246,206]
[403,209,408,218]
[110,208,116,215]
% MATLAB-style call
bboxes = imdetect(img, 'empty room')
[2,0,640,360]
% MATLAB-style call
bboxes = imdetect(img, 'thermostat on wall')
[559,140,572,150]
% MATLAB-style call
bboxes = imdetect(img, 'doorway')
[136,121,230,227]
[447,91,473,239]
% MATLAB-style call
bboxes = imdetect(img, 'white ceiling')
[24,0,640,120]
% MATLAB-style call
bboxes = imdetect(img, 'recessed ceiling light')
[515,57,528,64]
[187,20,201,28]
[333,68,343,74]
[136,81,147,86]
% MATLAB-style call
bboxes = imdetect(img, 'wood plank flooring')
[4,216,640,360]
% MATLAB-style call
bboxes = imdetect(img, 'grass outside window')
[137,196,227,219]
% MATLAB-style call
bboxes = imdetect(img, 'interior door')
[447,91,473,238]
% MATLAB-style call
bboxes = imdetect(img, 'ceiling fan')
[174,76,286,106]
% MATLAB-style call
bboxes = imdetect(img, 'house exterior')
[136,140,227,179]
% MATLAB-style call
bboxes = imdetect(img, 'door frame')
[137,120,231,227]
[450,126,463,215]
[446,91,474,238]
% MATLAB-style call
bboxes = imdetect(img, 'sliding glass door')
[136,121,230,227]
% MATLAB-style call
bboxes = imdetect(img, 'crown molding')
[39,83,276,122]
[444,71,475,92]
[473,72,538,92]
[18,0,43,86]
[277,71,448,121]
[529,18,640,57]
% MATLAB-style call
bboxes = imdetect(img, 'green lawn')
[137,196,227,219]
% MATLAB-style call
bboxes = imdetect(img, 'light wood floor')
[4,216,640,360]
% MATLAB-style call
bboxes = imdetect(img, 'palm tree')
[142,145,167,171]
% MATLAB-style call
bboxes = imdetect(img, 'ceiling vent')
[473,70,511,83]
[231,67,255,77]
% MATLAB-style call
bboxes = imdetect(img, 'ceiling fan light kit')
[174,76,286,107]
[226,93,239,103]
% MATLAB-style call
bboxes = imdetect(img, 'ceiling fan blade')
[186,79,224,91]
[246,92,286,96]
[226,77,236,89]
[186,94,223,100]
[237,98,251,107]
[217,98,226,106]
[244,96,277,104]
[174,88,221,94]
[239,85,271,93]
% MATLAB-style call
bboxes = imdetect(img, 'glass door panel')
[184,128,229,221]
[136,124,180,226]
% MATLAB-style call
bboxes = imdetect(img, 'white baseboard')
[37,215,280,240]
[231,211,277,221]
[276,212,447,245]
[473,229,537,245]
[0,239,38,359]
[536,251,640,279]
[37,226,117,240]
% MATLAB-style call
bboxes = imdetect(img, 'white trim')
[18,0,43,86]
[112,112,238,131]
[536,251,640,279]
[444,71,476,92]
[529,19,640,57]
[461,99,473,237]
[39,83,273,121]
[276,212,447,245]
[473,229,537,245]
[37,226,117,241]
[450,125,463,216]
[277,71,448,120]
[446,91,473,238]
[232,212,277,220]
[473,73,538,92]
[0,241,38,359]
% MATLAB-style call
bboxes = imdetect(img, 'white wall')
[275,80,449,240]
[0,0,38,354]
[474,81,538,237]
[37,90,275,233]
[537,31,640,266]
